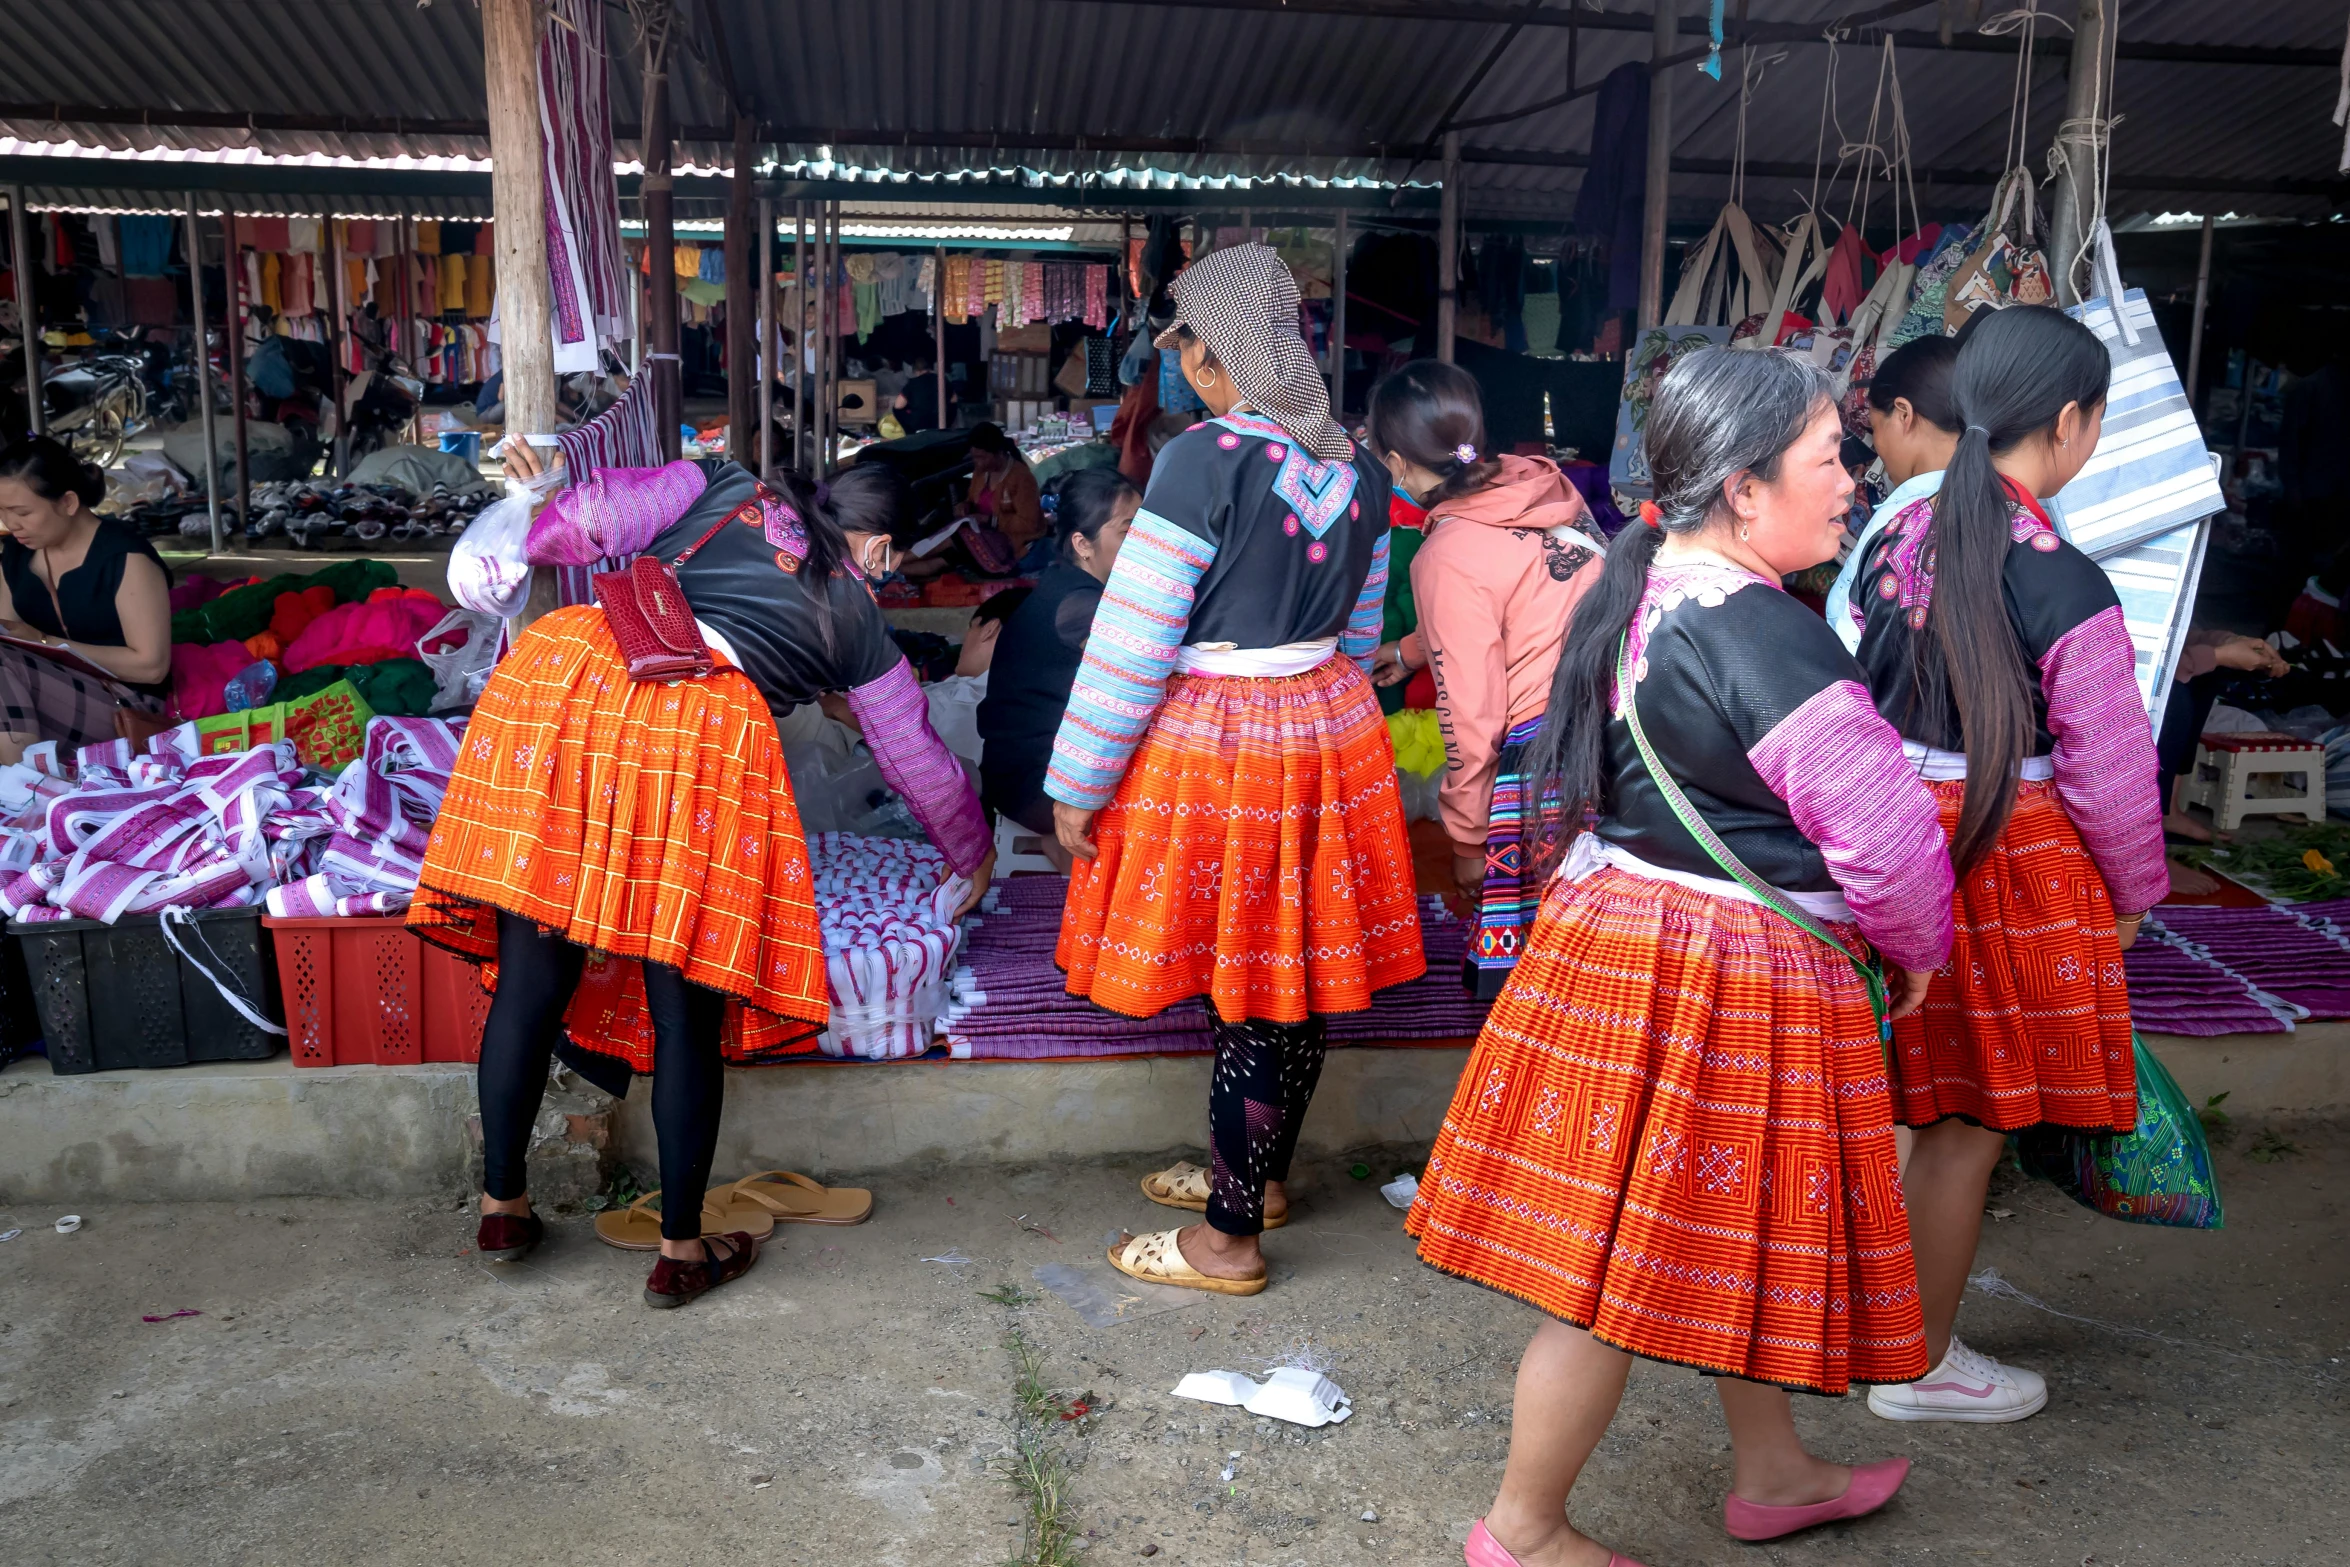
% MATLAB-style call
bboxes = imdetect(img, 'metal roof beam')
[1035,0,2336,65]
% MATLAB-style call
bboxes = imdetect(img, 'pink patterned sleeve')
[2041,605,2169,915]
[1746,680,1955,974]
[524,460,708,566]
[845,657,992,876]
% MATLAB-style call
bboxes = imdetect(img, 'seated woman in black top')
[0,438,172,757]
[977,465,1138,869]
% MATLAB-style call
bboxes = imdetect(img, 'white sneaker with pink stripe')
[1867,1338,2049,1423]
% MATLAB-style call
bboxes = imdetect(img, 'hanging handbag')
[591,510,735,682]
[1617,633,1891,1039]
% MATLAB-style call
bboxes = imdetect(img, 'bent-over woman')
[1407,348,1955,1566]
[1048,245,1424,1296]
[412,451,991,1309]
[1850,305,2166,1425]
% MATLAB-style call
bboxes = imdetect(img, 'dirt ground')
[1,1118,2343,1567]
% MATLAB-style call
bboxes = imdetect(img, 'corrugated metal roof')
[0,0,2339,223]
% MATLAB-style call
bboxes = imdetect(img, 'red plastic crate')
[264,914,491,1066]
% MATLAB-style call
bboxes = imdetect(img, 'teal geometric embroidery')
[1213,414,1357,540]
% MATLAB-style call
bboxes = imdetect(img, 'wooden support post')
[327,215,349,477]
[726,114,756,470]
[2047,0,2109,306]
[184,194,221,553]
[1437,132,1460,364]
[641,15,682,462]
[223,211,249,533]
[8,187,40,437]
[1329,208,1349,412]
[816,201,834,473]
[758,192,775,480]
[2184,212,2215,405]
[934,242,947,433]
[790,200,807,468]
[1639,0,1678,329]
[482,0,558,623]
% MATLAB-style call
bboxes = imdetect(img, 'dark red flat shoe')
[477,1211,544,1262]
[644,1231,759,1309]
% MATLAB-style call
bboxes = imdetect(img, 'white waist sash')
[1901,739,2054,782]
[1175,637,1339,678]
[1558,832,1854,926]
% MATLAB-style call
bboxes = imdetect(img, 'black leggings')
[478,910,729,1241]
[1203,1004,1328,1237]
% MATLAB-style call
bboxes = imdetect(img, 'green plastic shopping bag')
[2013,1033,2224,1229]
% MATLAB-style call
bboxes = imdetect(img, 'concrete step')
[3,1026,2340,1206]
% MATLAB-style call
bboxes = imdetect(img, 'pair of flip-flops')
[593,1170,873,1251]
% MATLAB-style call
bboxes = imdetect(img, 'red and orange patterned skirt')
[1056,656,1425,1022]
[1406,867,1927,1395]
[1891,779,2136,1133]
[408,606,828,1069]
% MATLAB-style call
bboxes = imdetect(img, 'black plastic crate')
[13,907,283,1075]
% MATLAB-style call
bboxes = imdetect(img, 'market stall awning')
[0,0,2343,222]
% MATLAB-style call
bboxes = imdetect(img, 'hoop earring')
[1197,366,1216,388]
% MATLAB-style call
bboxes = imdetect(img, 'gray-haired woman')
[1404,348,1957,1566]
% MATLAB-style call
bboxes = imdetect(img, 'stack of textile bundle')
[263,718,467,919]
[0,717,468,926]
[806,832,967,1060]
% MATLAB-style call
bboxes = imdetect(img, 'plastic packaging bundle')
[806,831,968,1060]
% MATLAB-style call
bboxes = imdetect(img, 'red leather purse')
[592,513,733,681]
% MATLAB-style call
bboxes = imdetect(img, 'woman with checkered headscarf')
[1044,244,1425,1296]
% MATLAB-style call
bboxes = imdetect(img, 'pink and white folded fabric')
[0,738,327,925]
[264,717,467,920]
[805,831,968,1060]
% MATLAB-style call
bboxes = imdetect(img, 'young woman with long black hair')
[1849,305,2167,1424]
[1407,348,1956,1566]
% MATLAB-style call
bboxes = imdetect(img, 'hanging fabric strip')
[551,376,667,608]
[536,0,630,349]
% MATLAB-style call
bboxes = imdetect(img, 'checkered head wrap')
[1155,243,1351,462]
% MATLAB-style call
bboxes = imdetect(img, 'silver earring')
[1738,523,1750,542]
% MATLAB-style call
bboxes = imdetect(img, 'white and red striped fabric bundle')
[806,832,970,1060]
[264,718,468,919]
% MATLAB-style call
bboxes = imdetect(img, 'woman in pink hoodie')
[1369,363,1608,997]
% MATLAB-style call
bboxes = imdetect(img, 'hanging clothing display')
[536,0,630,362]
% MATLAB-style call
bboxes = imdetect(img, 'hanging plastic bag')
[448,458,562,620]
[414,607,504,711]
[2012,1033,2224,1229]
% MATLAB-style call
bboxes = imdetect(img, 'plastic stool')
[2184,732,2325,832]
[993,811,1061,875]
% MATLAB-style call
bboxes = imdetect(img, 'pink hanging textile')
[1819,224,1874,326]
[537,0,629,356]
[551,375,666,607]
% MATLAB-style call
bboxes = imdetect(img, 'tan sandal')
[592,1190,778,1252]
[725,1170,874,1226]
[1139,1160,1288,1229]
[1106,1227,1266,1297]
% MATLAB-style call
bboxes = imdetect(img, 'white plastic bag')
[447,472,554,619]
[414,607,504,710]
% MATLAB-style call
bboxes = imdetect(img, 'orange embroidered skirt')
[408,606,828,1068]
[1406,868,1927,1395]
[1056,655,1425,1022]
[1891,779,2135,1133]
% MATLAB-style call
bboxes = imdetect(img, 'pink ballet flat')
[1722,1456,1910,1542]
[1467,1519,1650,1567]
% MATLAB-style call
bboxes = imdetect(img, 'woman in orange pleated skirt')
[1046,246,1423,1296]
[1407,348,1958,1566]
[414,452,991,1307]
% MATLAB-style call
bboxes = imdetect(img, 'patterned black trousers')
[1204,1003,1328,1237]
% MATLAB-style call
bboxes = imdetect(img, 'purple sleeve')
[524,461,708,566]
[2041,605,2170,915]
[1746,679,1955,974]
[845,656,991,876]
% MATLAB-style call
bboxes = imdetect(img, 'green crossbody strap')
[1616,633,1891,1040]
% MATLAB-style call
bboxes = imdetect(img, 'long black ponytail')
[1522,347,1836,860]
[1917,305,2109,870]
